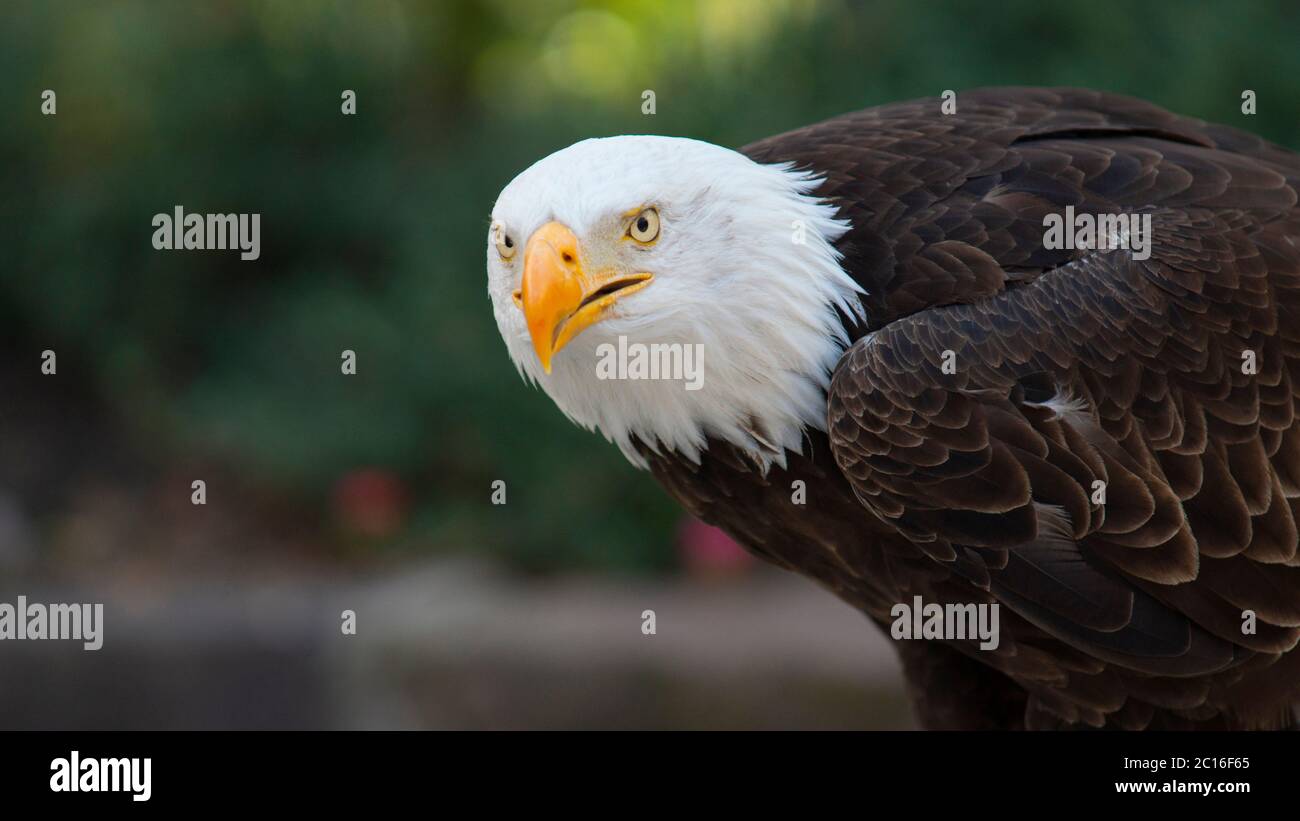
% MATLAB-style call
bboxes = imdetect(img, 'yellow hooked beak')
[514,221,653,373]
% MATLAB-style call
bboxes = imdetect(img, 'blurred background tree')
[2,0,1298,574]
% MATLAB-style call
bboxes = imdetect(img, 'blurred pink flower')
[333,468,408,539]
[677,517,754,577]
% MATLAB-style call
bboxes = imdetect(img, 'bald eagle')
[486,88,1300,730]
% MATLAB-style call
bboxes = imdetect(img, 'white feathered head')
[487,135,863,470]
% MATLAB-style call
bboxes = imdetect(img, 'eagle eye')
[493,222,516,260]
[628,208,660,244]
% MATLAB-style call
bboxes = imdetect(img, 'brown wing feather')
[822,99,1300,724]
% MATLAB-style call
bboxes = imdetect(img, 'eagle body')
[489,88,1300,729]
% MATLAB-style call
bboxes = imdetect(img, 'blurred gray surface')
[0,559,911,729]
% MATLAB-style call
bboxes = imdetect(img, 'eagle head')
[486,135,864,470]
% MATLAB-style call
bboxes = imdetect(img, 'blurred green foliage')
[3,0,1299,572]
